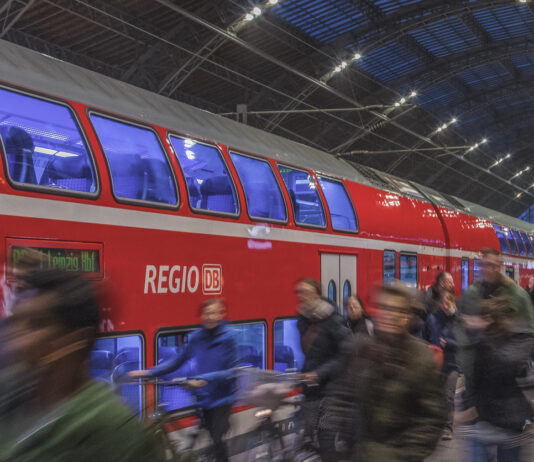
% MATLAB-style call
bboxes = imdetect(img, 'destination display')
[11,246,101,274]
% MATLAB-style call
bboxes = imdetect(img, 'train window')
[461,258,469,292]
[473,259,482,282]
[0,87,97,194]
[520,231,534,257]
[504,228,519,256]
[170,137,238,215]
[90,335,143,416]
[229,152,286,222]
[399,253,418,287]
[512,230,526,257]
[343,280,352,307]
[277,165,326,227]
[505,266,515,280]
[493,225,510,255]
[317,176,358,232]
[327,280,337,304]
[383,250,397,283]
[90,115,177,206]
[273,318,305,373]
[231,322,266,369]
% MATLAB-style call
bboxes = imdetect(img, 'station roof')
[2,0,534,218]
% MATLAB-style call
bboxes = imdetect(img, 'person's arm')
[149,340,192,378]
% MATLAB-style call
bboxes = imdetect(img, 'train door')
[320,253,357,314]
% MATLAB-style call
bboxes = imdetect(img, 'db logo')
[202,264,223,295]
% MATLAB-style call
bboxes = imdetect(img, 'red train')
[1,41,533,451]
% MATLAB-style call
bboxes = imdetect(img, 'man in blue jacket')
[130,298,237,462]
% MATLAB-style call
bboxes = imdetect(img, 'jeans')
[203,404,232,462]
[443,370,459,432]
[469,421,524,462]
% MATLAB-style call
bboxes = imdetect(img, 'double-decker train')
[1,40,533,455]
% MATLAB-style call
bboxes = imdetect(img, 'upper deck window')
[229,152,286,222]
[170,137,238,215]
[278,165,325,227]
[0,87,97,194]
[317,176,358,232]
[90,115,177,206]
[512,230,526,257]
[520,231,534,258]
[493,225,510,255]
[504,228,519,255]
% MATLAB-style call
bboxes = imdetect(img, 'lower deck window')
[273,318,305,373]
[399,254,418,288]
[90,335,143,415]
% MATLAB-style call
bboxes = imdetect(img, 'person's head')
[436,272,454,294]
[7,269,99,379]
[439,291,456,315]
[480,247,502,285]
[376,283,412,335]
[199,298,226,330]
[345,295,365,322]
[295,278,321,308]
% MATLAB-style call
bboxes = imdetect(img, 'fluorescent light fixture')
[55,151,78,158]
[268,0,279,4]
[34,146,57,155]
[400,97,406,104]
[245,13,254,21]
[252,7,262,16]
[450,118,457,123]
[410,91,417,97]
[441,123,447,129]
[481,138,488,144]
[353,53,362,60]
[394,102,400,107]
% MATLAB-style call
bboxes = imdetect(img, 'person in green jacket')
[323,283,446,462]
[0,269,165,462]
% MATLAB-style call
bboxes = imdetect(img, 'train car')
[1,41,534,456]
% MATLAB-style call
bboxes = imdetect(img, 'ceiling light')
[252,7,262,16]
[517,192,523,198]
[268,0,279,4]
[441,123,447,129]
[437,127,443,132]
[505,153,512,159]
[34,146,57,155]
[353,53,362,60]
[394,102,400,107]
[400,97,406,104]
[410,91,417,97]
[450,117,457,123]
[245,13,254,21]
[55,151,78,158]
[481,138,488,144]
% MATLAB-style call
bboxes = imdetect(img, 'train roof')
[1,39,533,234]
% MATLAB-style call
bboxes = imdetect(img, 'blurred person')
[461,296,534,461]
[345,294,373,336]
[424,290,459,440]
[0,269,164,461]
[295,277,351,459]
[426,272,455,314]
[130,297,237,462]
[324,282,445,462]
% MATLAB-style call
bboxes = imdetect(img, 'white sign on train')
[144,264,223,295]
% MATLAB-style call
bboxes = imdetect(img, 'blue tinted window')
[505,266,515,280]
[278,165,325,227]
[520,231,534,257]
[157,331,196,412]
[231,323,266,369]
[170,137,238,215]
[343,280,352,306]
[399,254,418,287]
[273,319,305,373]
[505,228,518,255]
[512,230,526,256]
[474,259,482,282]
[90,115,177,205]
[327,280,337,304]
[461,259,469,292]
[493,225,510,255]
[317,176,358,232]
[230,153,286,222]
[90,335,143,416]
[383,250,397,283]
[0,87,96,193]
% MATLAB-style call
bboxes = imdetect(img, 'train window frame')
[0,84,101,199]
[504,227,519,256]
[276,163,327,230]
[461,258,469,292]
[521,231,534,258]
[511,229,527,257]
[228,150,288,225]
[91,330,146,417]
[87,110,179,210]
[399,252,418,287]
[316,175,359,234]
[168,134,241,219]
[272,316,305,373]
[154,319,267,412]
[493,224,510,255]
[383,249,397,283]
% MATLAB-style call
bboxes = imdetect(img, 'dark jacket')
[325,333,445,462]
[149,322,238,409]
[297,299,351,398]
[424,309,458,373]
[347,316,374,336]
[465,322,534,432]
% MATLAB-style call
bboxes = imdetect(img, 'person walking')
[130,298,238,462]
[295,277,351,459]
[325,282,446,462]
[425,290,460,440]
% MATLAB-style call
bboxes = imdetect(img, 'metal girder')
[0,0,35,39]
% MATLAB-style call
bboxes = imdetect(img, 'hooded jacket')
[425,308,459,373]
